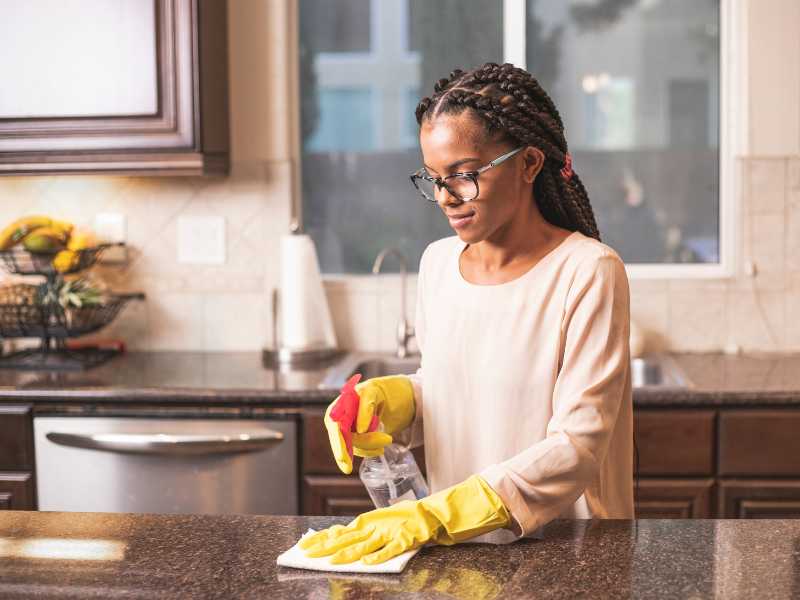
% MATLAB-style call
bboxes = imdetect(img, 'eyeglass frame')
[409,146,525,203]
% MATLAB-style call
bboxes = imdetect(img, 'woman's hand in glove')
[324,375,416,474]
[300,475,511,564]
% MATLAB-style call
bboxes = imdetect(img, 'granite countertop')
[0,352,335,406]
[1,511,798,599]
[0,351,798,408]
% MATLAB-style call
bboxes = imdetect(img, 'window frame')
[293,0,742,279]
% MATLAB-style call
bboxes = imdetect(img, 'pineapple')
[41,277,108,330]
[0,283,44,329]
[0,283,39,305]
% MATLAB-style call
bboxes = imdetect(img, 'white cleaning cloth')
[276,529,421,574]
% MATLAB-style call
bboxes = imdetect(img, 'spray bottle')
[331,374,428,509]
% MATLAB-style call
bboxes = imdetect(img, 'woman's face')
[419,111,543,245]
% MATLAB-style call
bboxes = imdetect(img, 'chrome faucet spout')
[372,248,415,359]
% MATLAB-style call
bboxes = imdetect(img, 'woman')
[302,62,633,565]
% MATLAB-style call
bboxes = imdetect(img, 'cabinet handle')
[46,430,284,456]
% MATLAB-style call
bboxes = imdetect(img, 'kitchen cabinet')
[0,473,35,510]
[0,0,229,176]
[635,408,800,519]
[0,405,36,510]
[634,410,716,518]
[302,406,800,519]
[716,410,800,518]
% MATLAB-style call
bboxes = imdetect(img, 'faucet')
[372,247,415,359]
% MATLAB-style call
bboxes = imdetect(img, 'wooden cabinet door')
[0,472,35,510]
[0,0,228,175]
[719,480,800,518]
[635,410,715,476]
[0,405,35,471]
[636,479,715,518]
[302,475,373,516]
[719,410,800,476]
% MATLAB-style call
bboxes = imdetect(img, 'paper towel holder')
[262,287,344,369]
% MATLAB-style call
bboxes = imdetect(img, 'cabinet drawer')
[0,472,35,510]
[719,411,800,476]
[302,475,373,516]
[718,480,800,518]
[635,410,715,476]
[635,478,715,518]
[0,405,34,471]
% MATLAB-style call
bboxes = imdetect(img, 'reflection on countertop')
[0,352,335,404]
[0,351,797,406]
[0,511,798,599]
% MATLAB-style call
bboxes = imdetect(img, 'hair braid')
[415,62,600,241]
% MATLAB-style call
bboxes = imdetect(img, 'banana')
[53,249,79,273]
[50,219,74,239]
[0,216,52,250]
[22,227,67,254]
[66,229,97,251]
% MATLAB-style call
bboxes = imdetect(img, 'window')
[526,0,721,267]
[300,0,503,273]
[299,0,730,274]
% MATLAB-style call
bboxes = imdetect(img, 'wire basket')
[0,243,123,276]
[0,293,144,339]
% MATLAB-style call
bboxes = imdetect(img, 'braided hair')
[415,62,600,241]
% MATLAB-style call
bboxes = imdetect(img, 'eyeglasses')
[409,146,524,203]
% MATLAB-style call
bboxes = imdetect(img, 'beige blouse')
[405,230,634,544]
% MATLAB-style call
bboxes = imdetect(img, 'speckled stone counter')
[1,512,798,599]
[0,351,798,410]
[638,353,800,406]
[0,352,336,408]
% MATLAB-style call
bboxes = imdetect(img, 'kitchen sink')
[320,353,421,389]
[348,356,421,379]
[322,353,691,390]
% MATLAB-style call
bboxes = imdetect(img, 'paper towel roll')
[279,234,337,351]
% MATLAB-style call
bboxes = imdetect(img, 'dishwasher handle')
[45,430,285,456]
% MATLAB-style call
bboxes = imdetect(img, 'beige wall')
[0,0,796,354]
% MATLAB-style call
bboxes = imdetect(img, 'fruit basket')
[0,216,144,370]
[0,292,144,339]
[0,243,124,276]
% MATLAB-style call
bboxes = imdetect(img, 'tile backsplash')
[0,161,289,351]
[0,155,797,354]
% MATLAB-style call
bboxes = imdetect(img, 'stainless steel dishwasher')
[34,416,298,515]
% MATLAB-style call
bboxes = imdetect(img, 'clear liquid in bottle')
[359,443,429,509]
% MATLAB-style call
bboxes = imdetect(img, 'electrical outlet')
[177,215,226,265]
[93,213,127,263]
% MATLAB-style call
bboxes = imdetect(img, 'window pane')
[300,0,371,53]
[526,0,720,264]
[306,88,375,152]
[300,0,503,273]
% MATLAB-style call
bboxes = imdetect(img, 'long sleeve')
[479,251,631,537]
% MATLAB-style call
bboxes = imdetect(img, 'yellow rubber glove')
[300,475,511,565]
[324,375,416,474]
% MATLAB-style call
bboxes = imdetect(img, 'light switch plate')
[177,215,226,265]
[93,213,127,263]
